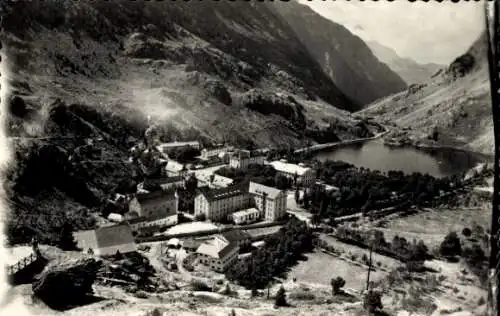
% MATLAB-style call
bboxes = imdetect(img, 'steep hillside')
[271,1,407,107]
[367,40,444,85]
[0,0,395,147]
[360,32,493,156]
[1,0,394,244]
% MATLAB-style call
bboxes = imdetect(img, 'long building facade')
[194,185,250,221]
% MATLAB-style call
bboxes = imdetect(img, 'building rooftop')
[196,235,238,259]
[269,160,312,176]
[136,189,177,205]
[248,181,283,199]
[197,184,247,202]
[143,175,184,189]
[165,160,185,173]
[197,174,234,188]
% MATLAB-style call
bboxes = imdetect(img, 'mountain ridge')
[360,32,493,156]
[366,40,444,85]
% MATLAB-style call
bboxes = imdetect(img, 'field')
[373,206,491,248]
[285,250,392,292]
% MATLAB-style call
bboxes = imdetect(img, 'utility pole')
[366,235,375,291]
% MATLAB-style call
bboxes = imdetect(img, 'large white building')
[229,150,265,170]
[248,181,287,222]
[194,185,250,221]
[269,160,315,186]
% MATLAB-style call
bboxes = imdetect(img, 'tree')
[115,250,124,260]
[439,232,462,258]
[294,187,300,204]
[330,277,346,295]
[363,290,383,314]
[462,244,486,265]
[185,174,198,192]
[462,227,472,237]
[274,285,288,307]
[228,309,236,316]
[58,222,77,251]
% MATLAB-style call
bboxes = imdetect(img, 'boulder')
[32,257,101,309]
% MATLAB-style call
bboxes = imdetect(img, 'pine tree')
[274,285,287,307]
[58,223,77,251]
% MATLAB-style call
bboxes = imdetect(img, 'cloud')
[300,0,485,65]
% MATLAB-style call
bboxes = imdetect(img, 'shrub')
[462,244,486,264]
[462,227,472,237]
[274,286,288,307]
[439,232,462,258]
[363,290,383,314]
[330,277,346,295]
[145,308,162,316]
[478,297,486,306]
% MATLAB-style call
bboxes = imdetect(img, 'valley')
[0,1,495,316]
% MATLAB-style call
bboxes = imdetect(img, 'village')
[72,139,320,277]
[6,136,494,315]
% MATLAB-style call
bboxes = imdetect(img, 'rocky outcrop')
[32,257,101,310]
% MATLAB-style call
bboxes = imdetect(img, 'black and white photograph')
[0,1,498,315]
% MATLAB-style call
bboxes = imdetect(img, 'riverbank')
[294,128,390,154]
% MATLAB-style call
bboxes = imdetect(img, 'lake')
[312,139,488,178]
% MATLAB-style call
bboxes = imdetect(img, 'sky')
[300,0,485,65]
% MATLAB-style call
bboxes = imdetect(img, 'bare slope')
[1,0,392,148]
[360,32,493,156]
[367,40,444,85]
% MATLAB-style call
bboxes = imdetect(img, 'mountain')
[2,0,396,244]
[270,1,407,107]
[367,41,444,85]
[360,32,493,156]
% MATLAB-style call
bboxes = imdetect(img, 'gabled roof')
[196,235,238,259]
[197,184,247,202]
[248,181,283,199]
[144,175,184,188]
[165,160,185,173]
[135,189,177,205]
